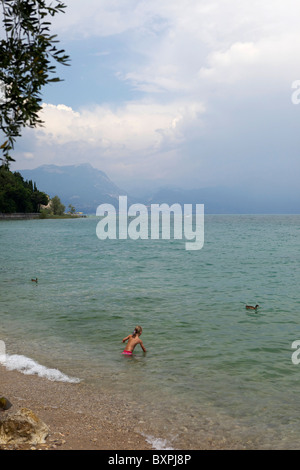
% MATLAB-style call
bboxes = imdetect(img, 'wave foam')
[143,434,175,450]
[0,353,80,383]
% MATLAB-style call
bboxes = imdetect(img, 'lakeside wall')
[0,213,87,220]
[0,213,40,220]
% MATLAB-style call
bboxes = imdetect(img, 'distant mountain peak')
[19,163,125,214]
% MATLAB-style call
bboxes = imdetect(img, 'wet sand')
[0,365,153,450]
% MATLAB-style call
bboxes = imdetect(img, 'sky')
[10,0,300,196]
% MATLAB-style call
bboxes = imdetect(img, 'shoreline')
[0,364,153,450]
[0,213,86,220]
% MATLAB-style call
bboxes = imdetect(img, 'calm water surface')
[1,215,300,449]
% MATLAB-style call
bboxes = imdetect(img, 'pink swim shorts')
[122,350,133,356]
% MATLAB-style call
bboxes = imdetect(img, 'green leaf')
[0,0,70,166]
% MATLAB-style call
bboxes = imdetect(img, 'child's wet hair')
[133,325,142,337]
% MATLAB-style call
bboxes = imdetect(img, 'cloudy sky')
[12,0,300,195]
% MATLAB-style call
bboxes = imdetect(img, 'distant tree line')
[40,194,66,217]
[0,164,48,213]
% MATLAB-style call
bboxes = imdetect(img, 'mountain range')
[19,163,299,214]
[20,163,126,214]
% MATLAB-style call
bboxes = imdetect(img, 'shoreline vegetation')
[0,165,48,214]
[0,165,85,220]
[39,212,87,220]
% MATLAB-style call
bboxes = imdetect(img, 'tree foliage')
[50,194,65,215]
[0,164,48,212]
[68,203,75,214]
[0,0,69,165]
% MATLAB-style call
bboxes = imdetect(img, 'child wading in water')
[122,326,146,356]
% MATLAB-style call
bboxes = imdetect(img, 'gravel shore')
[0,365,153,450]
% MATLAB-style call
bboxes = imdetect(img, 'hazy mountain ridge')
[20,163,126,213]
[19,163,299,214]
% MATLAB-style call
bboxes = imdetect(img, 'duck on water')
[246,304,259,310]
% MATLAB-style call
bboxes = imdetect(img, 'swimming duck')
[31,277,38,283]
[246,304,259,310]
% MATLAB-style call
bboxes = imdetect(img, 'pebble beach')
[0,365,153,450]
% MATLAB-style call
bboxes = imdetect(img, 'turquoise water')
[1,215,300,448]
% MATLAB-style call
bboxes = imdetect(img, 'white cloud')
[57,1,300,40]
[50,1,300,98]
[198,33,300,89]
[36,101,204,152]
[199,42,259,81]
[14,1,300,193]
[17,100,204,183]
[53,0,151,38]
[56,0,300,103]
[21,152,35,160]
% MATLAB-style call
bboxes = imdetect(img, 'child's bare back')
[122,326,146,356]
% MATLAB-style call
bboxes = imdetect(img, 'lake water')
[1,214,300,449]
